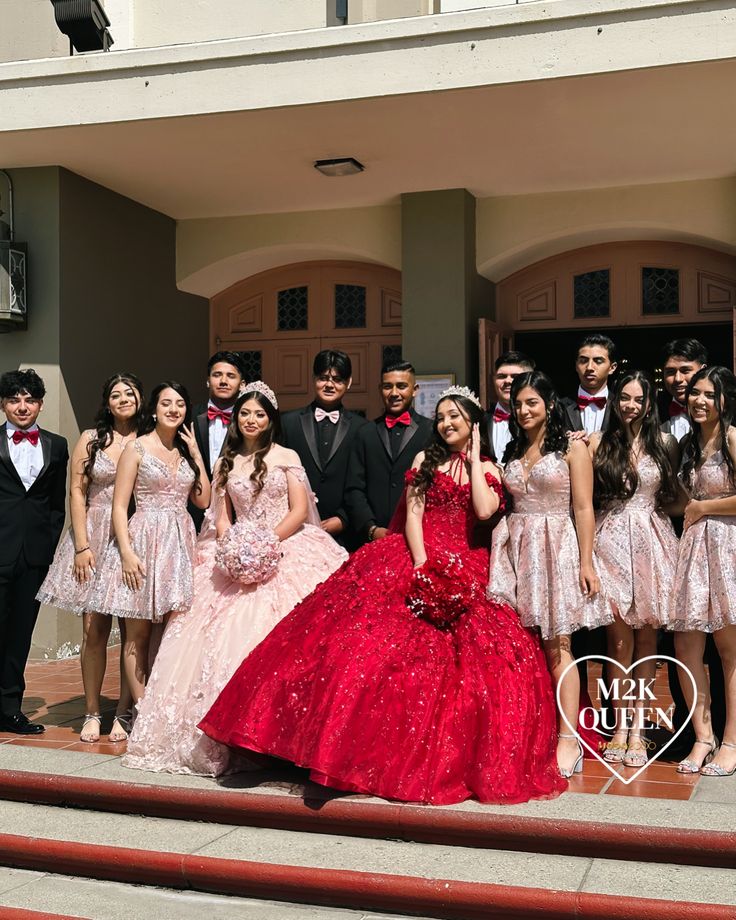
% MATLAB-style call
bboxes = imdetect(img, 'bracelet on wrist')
[74,546,90,555]
[368,525,378,541]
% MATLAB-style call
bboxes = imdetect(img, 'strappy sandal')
[623,734,654,768]
[109,711,132,743]
[558,732,584,778]
[80,713,102,743]
[700,740,736,777]
[677,737,718,774]
[603,731,628,764]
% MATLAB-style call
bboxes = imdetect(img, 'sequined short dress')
[671,448,736,632]
[594,455,678,628]
[90,440,197,621]
[37,434,116,614]
[199,469,566,806]
[123,464,348,777]
[488,451,613,639]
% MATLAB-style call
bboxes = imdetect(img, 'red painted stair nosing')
[0,912,89,920]
[0,769,733,869]
[0,832,732,920]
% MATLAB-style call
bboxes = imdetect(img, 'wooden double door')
[211,261,402,419]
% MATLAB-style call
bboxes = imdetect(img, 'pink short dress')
[36,433,116,615]
[89,440,197,622]
[594,455,678,629]
[671,448,736,633]
[488,451,613,639]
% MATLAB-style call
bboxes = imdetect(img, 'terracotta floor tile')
[605,780,694,800]
[566,775,609,794]
[6,738,73,749]
[64,741,127,755]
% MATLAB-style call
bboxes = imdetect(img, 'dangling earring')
[152,414,157,422]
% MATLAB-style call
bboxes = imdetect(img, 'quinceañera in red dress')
[200,387,565,805]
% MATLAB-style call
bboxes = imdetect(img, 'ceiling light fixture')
[314,157,365,177]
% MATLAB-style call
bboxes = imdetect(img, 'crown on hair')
[436,385,482,410]
[243,380,278,409]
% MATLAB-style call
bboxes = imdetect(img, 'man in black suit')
[190,351,246,530]
[561,334,617,434]
[0,369,68,734]
[346,360,433,546]
[484,350,535,464]
[281,350,367,550]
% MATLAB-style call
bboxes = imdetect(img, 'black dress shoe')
[0,713,45,734]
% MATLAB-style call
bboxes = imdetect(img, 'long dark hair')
[216,390,281,494]
[593,370,678,508]
[504,371,569,463]
[411,395,489,497]
[142,381,201,495]
[681,366,736,490]
[83,373,145,480]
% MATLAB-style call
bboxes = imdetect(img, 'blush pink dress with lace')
[89,440,197,622]
[123,463,347,776]
[37,433,117,614]
[671,448,736,632]
[199,469,566,806]
[488,451,613,639]
[594,454,678,628]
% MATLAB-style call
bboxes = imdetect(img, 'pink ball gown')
[199,468,566,805]
[37,433,116,614]
[123,462,347,776]
[671,446,736,632]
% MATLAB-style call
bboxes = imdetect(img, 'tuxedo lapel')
[299,409,322,471]
[0,424,24,489]
[395,417,419,459]
[565,399,583,432]
[602,400,612,432]
[195,411,211,472]
[36,429,52,483]
[377,418,392,460]
[325,412,350,467]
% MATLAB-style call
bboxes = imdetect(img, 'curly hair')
[411,395,489,497]
[680,366,736,491]
[593,370,677,508]
[504,371,569,464]
[216,390,281,494]
[83,373,145,481]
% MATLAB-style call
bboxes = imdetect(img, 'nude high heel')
[558,732,584,778]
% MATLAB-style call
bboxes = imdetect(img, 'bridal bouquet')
[214,522,282,585]
[406,550,477,628]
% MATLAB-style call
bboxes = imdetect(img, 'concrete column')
[401,188,493,388]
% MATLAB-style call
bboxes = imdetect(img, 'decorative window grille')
[573,269,610,318]
[277,286,308,330]
[335,284,366,328]
[642,268,679,315]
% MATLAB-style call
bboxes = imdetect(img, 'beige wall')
[477,177,736,282]
[348,1,438,23]
[0,0,68,63]
[177,205,401,297]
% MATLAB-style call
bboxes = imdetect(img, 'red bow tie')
[669,400,687,418]
[577,394,607,411]
[207,406,232,425]
[385,411,411,429]
[493,406,510,423]
[315,407,340,424]
[12,429,39,446]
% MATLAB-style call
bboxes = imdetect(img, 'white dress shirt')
[491,404,512,465]
[6,421,43,491]
[207,400,230,473]
[661,403,691,441]
[577,385,608,435]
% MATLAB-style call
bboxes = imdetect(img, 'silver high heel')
[558,732,584,778]
[677,737,718,774]
[700,740,736,777]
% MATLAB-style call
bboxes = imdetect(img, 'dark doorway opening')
[515,323,733,401]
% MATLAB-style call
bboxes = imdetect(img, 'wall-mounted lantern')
[0,171,28,333]
[49,0,113,54]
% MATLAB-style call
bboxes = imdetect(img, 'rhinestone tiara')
[243,380,278,409]
[436,385,482,410]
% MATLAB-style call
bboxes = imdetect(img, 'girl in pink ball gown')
[37,373,144,743]
[200,387,565,805]
[124,383,347,776]
[589,371,680,769]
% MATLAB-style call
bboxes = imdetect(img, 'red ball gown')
[199,469,566,805]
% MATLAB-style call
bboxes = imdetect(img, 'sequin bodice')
[133,442,194,513]
[86,450,117,510]
[688,451,735,502]
[603,455,661,513]
[225,464,301,529]
[410,469,502,553]
[504,453,571,515]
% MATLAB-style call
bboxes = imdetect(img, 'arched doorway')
[480,241,735,405]
[211,261,402,419]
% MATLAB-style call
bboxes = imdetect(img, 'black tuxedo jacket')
[345,410,433,543]
[561,396,612,433]
[281,406,368,541]
[484,411,501,464]
[190,402,222,531]
[0,424,68,567]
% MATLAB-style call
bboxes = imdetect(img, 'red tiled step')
[0,910,89,920]
[0,832,730,920]
[0,769,733,870]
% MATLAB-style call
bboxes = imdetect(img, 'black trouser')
[0,553,47,717]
